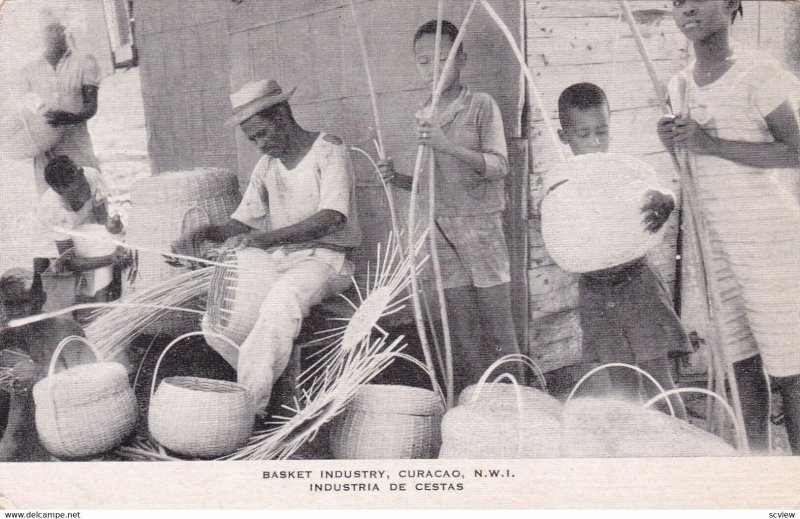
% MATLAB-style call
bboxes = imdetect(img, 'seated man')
[173,79,361,413]
[37,155,128,312]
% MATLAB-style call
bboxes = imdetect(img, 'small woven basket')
[328,384,445,459]
[541,153,668,273]
[33,336,138,459]
[125,168,241,336]
[439,356,562,459]
[0,104,64,160]
[204,247,281,361]
[560,397,739,458]
[148,332,255,458]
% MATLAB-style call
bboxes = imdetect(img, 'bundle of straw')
[225,337,417,460]
[85,267,213,361]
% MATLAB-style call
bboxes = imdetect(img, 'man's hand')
[641,190,675,233]
[110,246,132,267]
[44,110,76,127]
[657,114,677,153]
[222,233,251,250]
[377,157,395,184]
[417,119,452,153]
[672,115,718,155]
[106,214,123,235]
[11,359,40,390]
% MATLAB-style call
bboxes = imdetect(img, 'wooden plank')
[527,15,687,66]
[529,310,582,373]
[528,1,672,19]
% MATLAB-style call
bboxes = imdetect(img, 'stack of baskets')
[33,336,138,459]
[0,94,64,160]
[148,332,255,458]
[328,384,445,459]
[541,153,668,273]
[126,168,241,336]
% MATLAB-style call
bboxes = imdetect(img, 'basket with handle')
[439,356,562,459]
[32,336,138,458]
[125,168,241,336]
[147,331,255,458]
[559,391,741,458]
[327,354,445,459]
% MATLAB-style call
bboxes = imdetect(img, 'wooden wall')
[134,0,238,173]
[523,0,793,374]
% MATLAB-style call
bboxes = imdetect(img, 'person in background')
[173,79,361,414]
[380,20,523,395]
[37,155,128,309]
[658,0,800,453]
[0,268,90,461]
[22,11,101,195]
[558,82,690,420]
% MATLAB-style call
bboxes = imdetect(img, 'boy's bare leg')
[443,286,482,398]
[639,357,688,421]
[475,283,524,384]
[733,355,770,453]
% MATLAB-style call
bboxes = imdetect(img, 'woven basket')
[0,103,64,160]
[125,168,241,336]
[203,247,281,362]
[33,336,138,458]
[560,397,738,458]
[439,357,562,459]
[328,384,445,459]
[148,332,255,458]
[541,153,668,273]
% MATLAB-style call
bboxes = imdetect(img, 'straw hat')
[224,79,296,127]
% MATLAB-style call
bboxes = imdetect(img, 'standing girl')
[658,0,800,453]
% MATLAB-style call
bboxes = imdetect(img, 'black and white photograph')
[0,0,798,511]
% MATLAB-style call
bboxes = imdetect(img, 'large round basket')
[439,356,561,459]
[33,336,138,459]
[328,384,445,459]
[541,153,667,273]
[147,332,255,458]
[560,397,739,458]
[203,247,280,365]
[0,105,64,160]
[125,168,241,336]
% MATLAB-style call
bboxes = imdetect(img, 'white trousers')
[236,251,352,413]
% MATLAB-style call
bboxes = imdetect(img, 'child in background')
[37,155,128,311]
[557,82,690,419]
[0,268,90,461]
[380,20,523,393]
[658,0,800,453]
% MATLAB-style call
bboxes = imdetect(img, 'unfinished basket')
[33,336,138,459]
[328,384,445,459]
[560,397,739,458]
[541,153,668,273]
[204,247,281,363]
[148,332,255,458]
[0,102,64,160]
[439,357,561,459]
[125,168,241,336]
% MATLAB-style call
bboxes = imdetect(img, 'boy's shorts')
[578,258,693,364]
[426,212,511,290]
